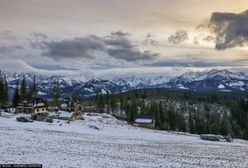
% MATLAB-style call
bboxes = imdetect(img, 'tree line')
[95,89,248,140]
[0,72,9,108]
[0,73,61,108]
[12,75,38,107]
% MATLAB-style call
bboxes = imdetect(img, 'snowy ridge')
[168,69,248,91]
[2,69,248,99]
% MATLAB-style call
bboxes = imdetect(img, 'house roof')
[135,118,153,123]
[33,103,46,109]
[59,111,74,118]
[16,106,33,109]
[134,115,154,124]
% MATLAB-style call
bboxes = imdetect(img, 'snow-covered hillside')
[0,114,248,168]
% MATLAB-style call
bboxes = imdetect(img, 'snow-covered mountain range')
[168,69,248,91]
[2,69,248,99]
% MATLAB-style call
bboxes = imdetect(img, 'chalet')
[133,115,155,129]
[33,102,46,113]
[16,99,46,114]
[60,97,74,111]
[16,101,33,113]
[58,111,74,120]
[60,97,82,113]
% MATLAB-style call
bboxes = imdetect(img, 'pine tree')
[96,93,100,112]
[221,112,230,135]
[129,96,137,122]
[52,81,60,107]
[12,81,20,107]
[189,111,195,133]
[97,94,104,113]
[209,112,221,134]
[27,75,37,100]
[126,103,132,122]
[243,117,248,140]
[141,90,147,99]
[155,88,160,98]
[194,112,206,134]
[155,101,163,129]
[168,109,177,130]
[140,98,146,115]
[0,73,5,107]
[154,103,161,129]
[20,77,27,101]
[3,75,9,106]
[110,94,117,115]
[163,104,169,130]
[159,101,164,129]
[178,112,186,132]
[105,91,110,113]
[121,94,128,118]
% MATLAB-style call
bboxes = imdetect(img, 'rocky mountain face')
[3,69,248,99]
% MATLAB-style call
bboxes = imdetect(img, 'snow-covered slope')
[0,114,247,167]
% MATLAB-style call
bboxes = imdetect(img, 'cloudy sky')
[1,0,248,78]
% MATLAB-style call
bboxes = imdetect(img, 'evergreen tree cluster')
[52,81,60,107]
[12,75,38,107]
[94,89,237,139]
[0,72,9,108]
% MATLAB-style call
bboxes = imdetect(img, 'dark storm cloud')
[104,32,159,61]
[107,48,158,61]
[110,31,130,37]
[144,59,248,68]
[144,60,220,67]
[168,30,188,44]
[203,35,216,42]
[31,32,48,40]
[0,30,16,40]
[42,35,104,59]
[210,9,248,50]
[36,32,158,62]
[0,45,24,54]
[143,33,159,46]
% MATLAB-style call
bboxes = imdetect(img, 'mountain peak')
[2,69,248,99]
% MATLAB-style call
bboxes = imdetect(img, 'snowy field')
[0,114,248,168]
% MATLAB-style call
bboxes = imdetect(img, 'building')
[60,97,82,113]
[16,101,33,113]
[60,97,74,111]
[74,103,82,113]
[33,102,46,113]
[16,99,46,114]
[133,115,155,129]
[58,111,82,121]
[58,111,74,120]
